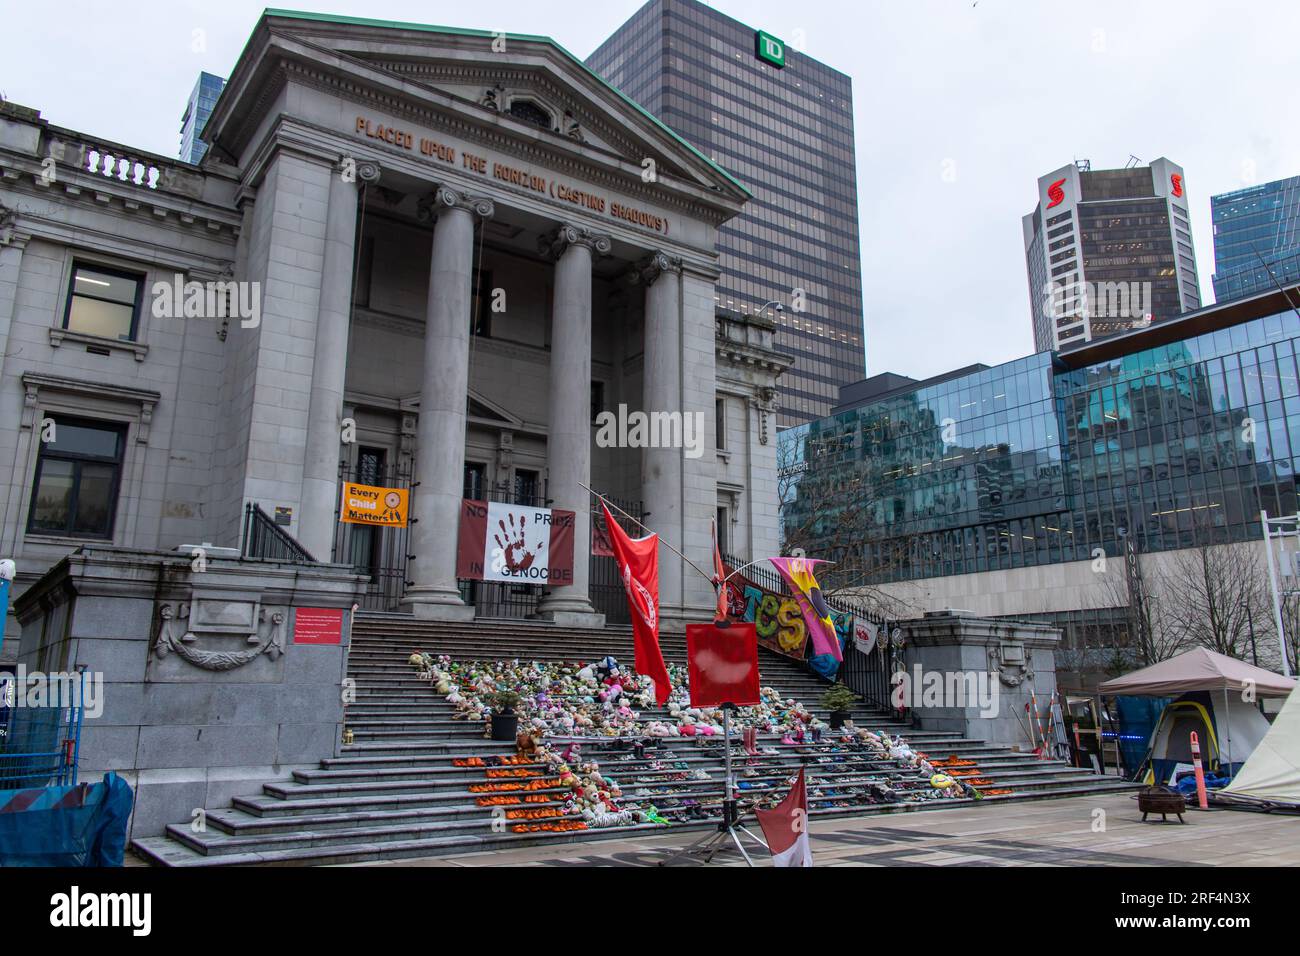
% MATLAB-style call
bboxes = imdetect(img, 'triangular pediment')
[206,10,749,215]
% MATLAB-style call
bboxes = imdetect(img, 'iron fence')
[333,460,412,611]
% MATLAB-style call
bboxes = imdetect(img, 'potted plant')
[488,690,521,741]
[820,683,857,729]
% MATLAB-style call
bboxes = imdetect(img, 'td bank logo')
[755,30,786,69]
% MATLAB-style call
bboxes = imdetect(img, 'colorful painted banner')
[769,557,841,662]
[724,564,865,676]
[340,482,409,526]
[456,499,575,585]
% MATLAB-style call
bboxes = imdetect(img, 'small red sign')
[293,607,345,645]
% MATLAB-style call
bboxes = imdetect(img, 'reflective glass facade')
[784,299,1300,586]
[588,0,865,426]
[1212,176,1300,303]
[179,72,225,165]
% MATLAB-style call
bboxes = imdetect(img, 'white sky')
[3,0,1298,383]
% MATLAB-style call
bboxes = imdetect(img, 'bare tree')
[1094,545,1188,667]
[1161,541,1271,659]
[776,427,917,616]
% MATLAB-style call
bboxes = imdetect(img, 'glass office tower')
[784,288,1300,663]
[179,72,226,165]
[1212,175,1300,303]
[588,0,866,426]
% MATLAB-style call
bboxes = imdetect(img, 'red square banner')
[293,607,344,645]
[686,622,761,707]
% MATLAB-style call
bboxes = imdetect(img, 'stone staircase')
[131,614,1135,866]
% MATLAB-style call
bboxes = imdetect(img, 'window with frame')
[27,416,127,539]
[64,262,144,342]
[464,462,487,500]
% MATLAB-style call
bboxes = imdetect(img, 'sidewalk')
[354,792,1300,867]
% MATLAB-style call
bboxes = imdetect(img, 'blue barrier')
[0,773,134,866]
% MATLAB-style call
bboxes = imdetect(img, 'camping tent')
[1214,686,1300,809]
[1098,648,1296,782]
[1138,691,1271,783]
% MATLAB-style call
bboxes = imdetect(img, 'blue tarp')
[0,772,133,866]
[1114,695,1170,778]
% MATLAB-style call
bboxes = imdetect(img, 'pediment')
[207,11,749,214]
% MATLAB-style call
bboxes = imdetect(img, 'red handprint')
[493,512,543,572]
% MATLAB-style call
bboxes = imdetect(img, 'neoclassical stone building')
[0,10,790,647]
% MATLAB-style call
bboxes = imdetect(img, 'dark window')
[464,462,487,500]
[27,417,126,538]
[514,468,540,505]
[716,397,727,450]
[716,506,729,555]
[591,381,606,424]
[507,99,552,131]
[64,262,143,341]
[471,270,493,338]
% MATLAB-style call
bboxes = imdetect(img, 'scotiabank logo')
[1046,178,1066,209]
[1171,173,1184,197]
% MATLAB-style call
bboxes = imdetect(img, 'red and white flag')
[600,502,670,705]
[755,767,812,867]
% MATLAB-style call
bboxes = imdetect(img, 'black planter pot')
[829,710,850,729]
[490,710,519,741]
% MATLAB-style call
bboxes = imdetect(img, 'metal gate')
[332,458,412,611]
[0,668,87,789]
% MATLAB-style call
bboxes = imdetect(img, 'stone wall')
[12,546,365,840]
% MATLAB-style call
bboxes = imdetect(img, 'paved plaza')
[356,792,1300,867]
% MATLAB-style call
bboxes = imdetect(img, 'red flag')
[755,767,812,867]
[600,502,670,705]
[686,622,760,707]
[711,518,728,623]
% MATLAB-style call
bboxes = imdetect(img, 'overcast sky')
[3,0,1298,382]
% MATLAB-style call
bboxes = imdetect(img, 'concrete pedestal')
[12,546,365,841]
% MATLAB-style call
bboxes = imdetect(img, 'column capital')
[416,185,495,224]
[338,157,382,185]
[628,250,683,286]
[539,223,612,261]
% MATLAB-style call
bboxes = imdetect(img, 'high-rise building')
[178,71,226,164]
[1211,175,1300,303]
[587,0,865,426]
[1023,158,1201,353]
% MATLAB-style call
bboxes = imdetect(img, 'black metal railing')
[333,460,412,611]
[242,502,317,564]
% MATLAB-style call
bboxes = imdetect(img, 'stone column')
[535,225,610,628]
[402,186,494,620]
[298,161,378,561]
[633,252,684,615]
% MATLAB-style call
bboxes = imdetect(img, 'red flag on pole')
[600,502,671,705]
[755,766,812,867]
[711,518,728,623]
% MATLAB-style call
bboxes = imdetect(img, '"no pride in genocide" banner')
[455,499,575,585]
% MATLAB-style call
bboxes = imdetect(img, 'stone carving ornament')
[153,601,286,672]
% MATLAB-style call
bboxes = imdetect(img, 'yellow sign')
[340,482,408,526]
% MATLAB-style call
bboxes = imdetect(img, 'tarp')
[1098,647,1296,698]
[1114,696,1170,777]
[0,772,133,866]
[1218,686,1300,806]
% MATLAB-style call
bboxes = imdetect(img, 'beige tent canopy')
[1216,687,1300,808]
[1098,647,1296,698]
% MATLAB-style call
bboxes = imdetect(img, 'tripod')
[658,703,768,866]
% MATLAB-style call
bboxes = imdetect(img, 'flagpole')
[579,481,715,585]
